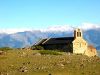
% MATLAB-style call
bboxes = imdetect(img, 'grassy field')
[0,49,100,75]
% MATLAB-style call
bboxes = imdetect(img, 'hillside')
[0,49,100,75]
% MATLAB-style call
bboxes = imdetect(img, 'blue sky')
[0,0,100,29]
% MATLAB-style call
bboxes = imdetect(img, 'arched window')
[77,32,79,37]
[79,32,81,37]
[77,32,81,37]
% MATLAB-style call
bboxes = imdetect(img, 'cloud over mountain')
[78,23,100,30]
[41,25,74,32]
[0,28,33,34]
[0,23,100,49]
[0,23,100,34]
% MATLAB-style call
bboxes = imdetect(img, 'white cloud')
[78,23,100,30]
[0,28,33,34]
[0,23,100,34]
[41,23,100,32]
[40,25,74,32]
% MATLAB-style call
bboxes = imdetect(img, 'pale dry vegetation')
[0,49,100,75]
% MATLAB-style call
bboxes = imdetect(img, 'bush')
[39,50,62,55]
[31,45,44,50]
[0,47,13,51]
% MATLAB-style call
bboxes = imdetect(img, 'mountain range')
[0,23,100,50]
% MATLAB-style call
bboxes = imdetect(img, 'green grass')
[0,49,100,75]
[39,50,62,55]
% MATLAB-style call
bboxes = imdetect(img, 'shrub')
[31,45,44,50]
[39,50,62,55]
[0,47,13,51]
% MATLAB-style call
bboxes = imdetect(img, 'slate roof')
[35,37,74,45]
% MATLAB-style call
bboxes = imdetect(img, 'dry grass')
[0,49,100,75]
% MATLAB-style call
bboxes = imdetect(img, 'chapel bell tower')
[74,28,82,39]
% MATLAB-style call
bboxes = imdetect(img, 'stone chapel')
[35,28,97,57]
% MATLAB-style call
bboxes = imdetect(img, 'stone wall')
[85,45,97,57]
[73,38,87,54]
[73,29,97,57]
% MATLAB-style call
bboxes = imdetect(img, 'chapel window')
[77,32,81,37]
